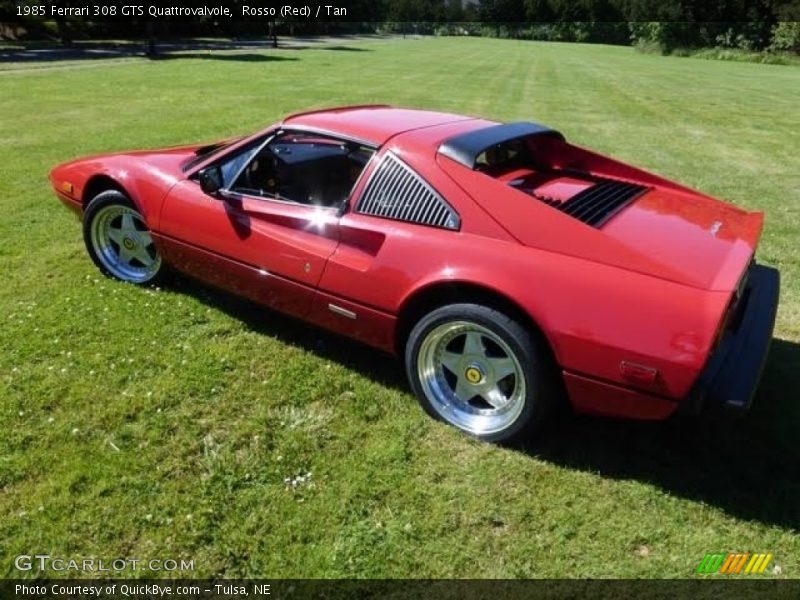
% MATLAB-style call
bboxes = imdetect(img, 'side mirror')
[199,166,223,196]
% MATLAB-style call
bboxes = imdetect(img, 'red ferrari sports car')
[50,105,779,443]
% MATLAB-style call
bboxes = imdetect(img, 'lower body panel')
[152,233,397,354]
[563,372,679,420]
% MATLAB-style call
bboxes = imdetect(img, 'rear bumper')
[687,264,780,412]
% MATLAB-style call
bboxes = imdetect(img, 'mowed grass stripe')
[1,37,799,578]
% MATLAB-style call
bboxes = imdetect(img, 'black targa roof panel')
[438,121,565,169]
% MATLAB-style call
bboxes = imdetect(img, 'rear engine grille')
[550,178,649,228]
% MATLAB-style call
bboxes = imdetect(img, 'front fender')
[49,155,183,230]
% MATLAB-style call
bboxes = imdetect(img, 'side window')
[356,153,460,230]
[220,144,261,188]
[210,137,266,189]
[229,133,374,208]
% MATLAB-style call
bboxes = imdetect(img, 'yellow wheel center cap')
[123,237,136,250]
[465,366,483,385]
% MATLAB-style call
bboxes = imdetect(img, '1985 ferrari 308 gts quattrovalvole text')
[50,105,779,443]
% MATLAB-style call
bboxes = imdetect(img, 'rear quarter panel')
[324,136,729,401]
[359,230,725,398]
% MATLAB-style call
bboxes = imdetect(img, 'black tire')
[82,190,167,286]
[404,303,556,444]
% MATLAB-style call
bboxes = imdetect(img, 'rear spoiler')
[438,121,564,169]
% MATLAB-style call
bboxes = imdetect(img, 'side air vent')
[551,178,648,228]
[356,153,460,230]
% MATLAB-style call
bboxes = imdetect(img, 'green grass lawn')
[1,37,799,579]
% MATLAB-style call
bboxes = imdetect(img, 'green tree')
[524,0,555,21]
[478,0,526,22]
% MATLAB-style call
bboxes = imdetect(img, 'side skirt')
[563,371,679,420]
[152,233,397,354]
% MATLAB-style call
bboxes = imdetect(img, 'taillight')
[711,301,733,351]
[711,263,751,350]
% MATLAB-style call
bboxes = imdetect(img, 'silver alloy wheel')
[89,204,161,283]
[417,320,527,435]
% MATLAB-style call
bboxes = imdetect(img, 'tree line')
[1,0,798,54]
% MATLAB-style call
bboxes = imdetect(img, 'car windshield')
[182,137,243,172]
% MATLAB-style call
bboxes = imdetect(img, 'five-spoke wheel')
[83,190,165,285]
[406,304,554,443]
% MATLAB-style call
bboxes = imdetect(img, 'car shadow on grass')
[0,42,299,64]
[524,337,800,531]
[321,46,372,52]
[171,278,406,392]
[172,277,799,529]
[150,53,298,62]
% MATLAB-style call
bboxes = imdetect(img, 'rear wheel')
[83,190,165,285]
[405,303,555,444]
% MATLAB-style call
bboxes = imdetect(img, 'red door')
[157,180,340,318]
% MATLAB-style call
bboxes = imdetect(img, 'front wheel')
[83,190,166,285]
[405,303,555,444]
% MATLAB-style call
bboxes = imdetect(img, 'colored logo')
[465,366,483,384]
[696,552,773,575]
